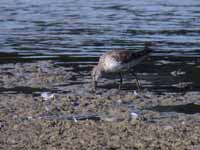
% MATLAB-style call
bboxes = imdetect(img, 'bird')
[91,43,153,91]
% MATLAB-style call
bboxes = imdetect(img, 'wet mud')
[0,61,200,150]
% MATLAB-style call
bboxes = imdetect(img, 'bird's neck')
[97,64,104,73]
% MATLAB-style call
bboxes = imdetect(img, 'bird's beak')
[92,80,97,92]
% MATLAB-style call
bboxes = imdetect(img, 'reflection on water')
[0,0,200,91]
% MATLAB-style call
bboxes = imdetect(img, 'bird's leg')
[133,72,141,91]
[118,72,123,90]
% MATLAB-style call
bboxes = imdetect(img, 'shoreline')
[0,61,199,149]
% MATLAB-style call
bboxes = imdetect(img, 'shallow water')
[146,103,200,114]
[1,0,200,91]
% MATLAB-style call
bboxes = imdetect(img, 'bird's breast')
[103,56,122,72]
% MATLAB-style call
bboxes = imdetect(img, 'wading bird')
[92,43,153,91]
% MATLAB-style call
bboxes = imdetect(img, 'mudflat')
[0,61,199,150]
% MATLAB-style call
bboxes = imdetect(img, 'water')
[147,103,200,114]
[1,0,200,91]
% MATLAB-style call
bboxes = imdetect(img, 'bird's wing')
[109,50,137,63]
[110,49,152,64]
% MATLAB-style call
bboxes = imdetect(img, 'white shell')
[41,92,55,101]
[130,112,138,119]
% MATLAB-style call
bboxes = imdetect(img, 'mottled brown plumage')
[92,43,153,91]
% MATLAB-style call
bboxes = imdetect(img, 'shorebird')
[92,43,153,91]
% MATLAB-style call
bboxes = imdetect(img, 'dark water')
[1,0,200,91]
[147,103,200,114]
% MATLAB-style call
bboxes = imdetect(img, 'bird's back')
[100,49,151,72]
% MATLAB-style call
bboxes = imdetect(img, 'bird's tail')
[134,42,153,57]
